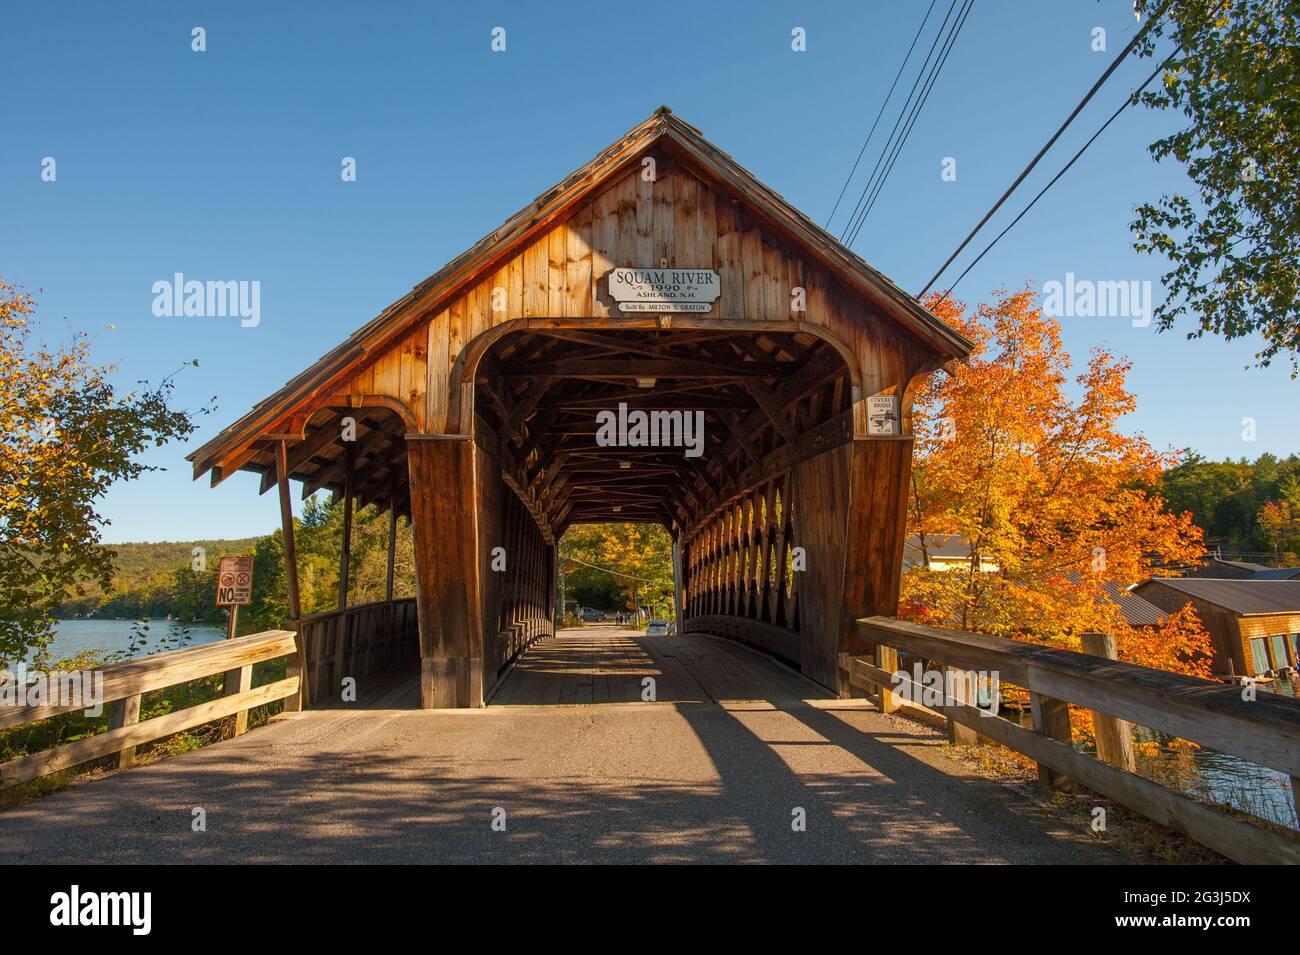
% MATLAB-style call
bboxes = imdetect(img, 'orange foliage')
[901,288,1214,725]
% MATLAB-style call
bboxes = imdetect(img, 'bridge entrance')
[187,108,972,710]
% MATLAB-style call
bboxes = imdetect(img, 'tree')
[1131,0,1300,372]
[0,281,206,661]
[903,287,1211,679]
[560,523,675,619]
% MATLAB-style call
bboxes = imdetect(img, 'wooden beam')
[277,440,307,711]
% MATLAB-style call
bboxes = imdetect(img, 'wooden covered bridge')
[6,111,1300,865]
[187,107,972,710]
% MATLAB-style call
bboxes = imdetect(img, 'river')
[46,619,225,661]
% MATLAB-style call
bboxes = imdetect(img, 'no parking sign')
[216,556,254,606]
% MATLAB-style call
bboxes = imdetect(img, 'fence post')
[1080,632,1136,772]
[876,645,901,714]
[107,693,141,768]
[946,665,980,745]
[1029,690,1074,792]
[223,664,253,736]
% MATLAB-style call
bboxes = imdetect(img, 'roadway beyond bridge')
[0,625,1119,864]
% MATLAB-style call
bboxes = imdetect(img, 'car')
[580,608,604,622]
[645,619,670,636]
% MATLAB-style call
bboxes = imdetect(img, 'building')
[1132,578,1300,676]
[1184,557,1270,579]
[901,534,999,573]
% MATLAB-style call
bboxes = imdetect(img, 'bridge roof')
[188,107,973,483]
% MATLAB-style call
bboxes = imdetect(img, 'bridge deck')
[0,626,1120,864]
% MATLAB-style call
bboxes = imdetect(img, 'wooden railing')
[297,598,418,706]
[0,630,299,789]
[846,616,1300,865]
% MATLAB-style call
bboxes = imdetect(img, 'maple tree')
[560,523,675,620]
[901,287,1213,687]
[0,280,205,661]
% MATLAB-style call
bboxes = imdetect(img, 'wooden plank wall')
[325,150,933,444]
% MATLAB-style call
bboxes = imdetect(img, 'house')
[1184,557,1270,579]
[1132,578,1300,676]
[901,534,999,573]
[1249,567,1300,581]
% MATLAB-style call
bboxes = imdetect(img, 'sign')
[867,396,900,436]
[215,556,254,606]
[607,267,720,313]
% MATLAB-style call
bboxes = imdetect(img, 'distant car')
[580,608,604,622]
[646,619,670,636]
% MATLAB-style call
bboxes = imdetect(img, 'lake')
[46,619,226,662]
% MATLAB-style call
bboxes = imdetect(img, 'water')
[45,619,225,662]
[1137,672,1300,831]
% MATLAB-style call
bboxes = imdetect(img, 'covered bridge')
[187,108,973,709]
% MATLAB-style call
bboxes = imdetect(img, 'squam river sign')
[607,267,721,313]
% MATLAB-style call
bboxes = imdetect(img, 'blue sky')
[4,1,1296,543]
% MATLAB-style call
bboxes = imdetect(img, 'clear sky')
[4,1,1296,543]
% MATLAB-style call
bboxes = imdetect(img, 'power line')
[930,52,1175,307]
[839,0,964,244]
[844,0,976,248]
[559,553,671,586]
[826,0,939,230]
[917,19,1158,296]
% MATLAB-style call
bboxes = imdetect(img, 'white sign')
[607,267,720,313]
[867,396,900,436]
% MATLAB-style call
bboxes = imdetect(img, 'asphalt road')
[0,629,1120,864]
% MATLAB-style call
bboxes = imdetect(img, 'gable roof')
[1136,578,1300,616]
[187,107,973,482]
[1250,567,1300,581]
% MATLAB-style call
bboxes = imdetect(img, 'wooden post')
[1080,632,1136,772]
[277,440,307,711]
[220,603,252,735]
[671,538,685,637]
[1030,690,1074,792]
[338,447,354,610]
[107,694,141,768]
[876,644,900,713]
[406,438,484,708]
[385,492,398,603]
[946,665,980,746]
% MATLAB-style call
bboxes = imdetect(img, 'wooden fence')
[846,616,1300,865]
[0,630,299,789]
[297,598,419,706]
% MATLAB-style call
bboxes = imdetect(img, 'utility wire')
[845,0,976,248]
[918,19,1158,296]
[826,0,939,230]
[839,0,963,244]
[930,52,1175,308]
[559,553,671,586]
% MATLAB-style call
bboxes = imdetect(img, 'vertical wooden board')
[400,325,428,431]
[716,199,745,321]
[740,216,766,322]
[636,157,655,266]
[371,344,402,403]
[694,177,719,315]
[522,238,548,318]
[674,173,700,270]
[653,164,676,267]
[589,185,617,318]
[466,280,491,343]
[566,206,594,317]
[547,226,567,316]
[762,235,787,322]
[426,309,450,433]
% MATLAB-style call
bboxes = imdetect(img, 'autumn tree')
[560,523,675,619]
[0,280,205,661]
[902,287,1211,679]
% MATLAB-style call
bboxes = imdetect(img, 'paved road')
[0,627,1120,864]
